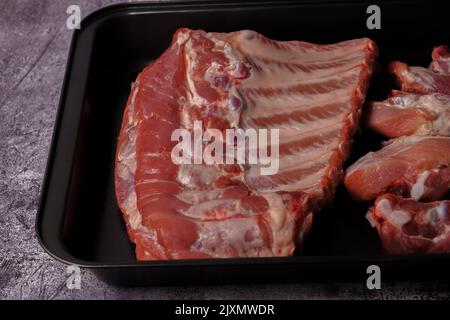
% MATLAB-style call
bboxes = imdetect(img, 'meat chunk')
[344,136,450,201]
[115,28,377,260]
[389,61,450,95]
[364,90,450,137]
[367,194,450,254]
[430,45,450,74]
[361,46,450,255]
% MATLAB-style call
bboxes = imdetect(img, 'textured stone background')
[1,0,450,300]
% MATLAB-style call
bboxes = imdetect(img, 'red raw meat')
[367,193,450,254]
[345,136,450,202]
[115,28,377,260]
[390,61,450,95]
[364,90,450,138]
[430,45,450,74]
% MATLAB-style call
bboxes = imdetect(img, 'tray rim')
[35,0,450,270]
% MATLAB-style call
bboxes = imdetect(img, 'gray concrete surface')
[0,0,449,300]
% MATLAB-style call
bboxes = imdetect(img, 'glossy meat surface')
[345,136,450,201]
[367,194,450,254]
[364,90,450,138]
[115,29,377,260]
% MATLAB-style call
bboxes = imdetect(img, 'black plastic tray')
[37,0,450,286]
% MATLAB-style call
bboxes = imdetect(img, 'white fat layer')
[123,190,140,229]
[191,218,272,257]
[425,202,450,244]
[410,170,431,200]
[260,192,297,255]
[181,199,239,219]
[118,82,142,230]
[427,202,448,223]
[176,29,190,46]
[380,92,450,136]
[206,34,245,128]
[177,164,220,188]
[176,189,222,204]
[181,30,246,130]
[366,211,377,228]
[183,39,208,119]
[436,202,448,220]
[378,199,411,226]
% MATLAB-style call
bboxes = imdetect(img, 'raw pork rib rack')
[115,29,377,260]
